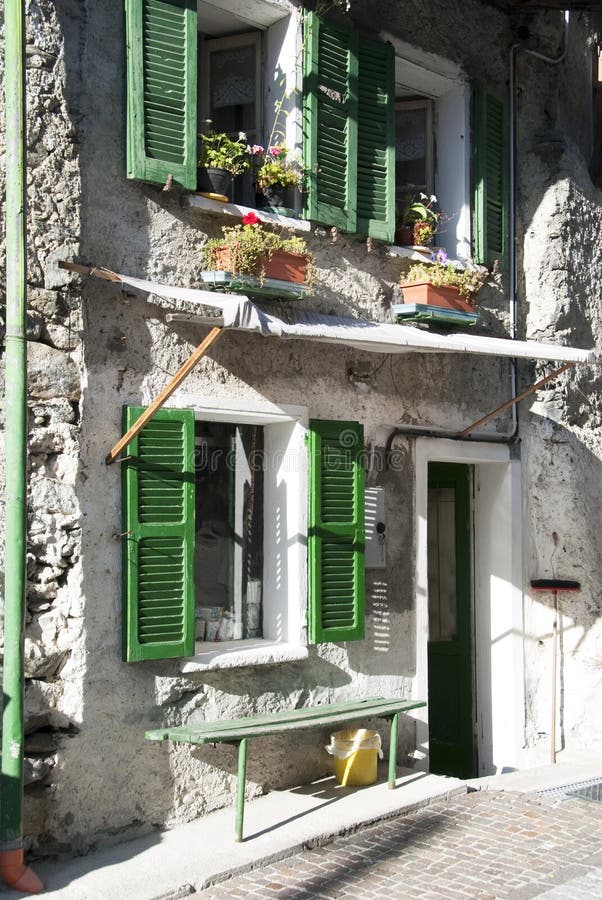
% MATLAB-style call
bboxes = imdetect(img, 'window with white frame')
[121,400,367,666]
[393,50,471,259]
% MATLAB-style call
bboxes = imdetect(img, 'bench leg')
[388,713,398,789]
[235,738,247,842]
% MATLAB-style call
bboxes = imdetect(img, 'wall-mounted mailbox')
[365,486,386,569]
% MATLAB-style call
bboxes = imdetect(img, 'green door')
[427,463,475,778]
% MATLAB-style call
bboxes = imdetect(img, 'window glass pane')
[209,44,256,134]
[395,105,428,201]
[194,421,263,642]
[427,486,457,642]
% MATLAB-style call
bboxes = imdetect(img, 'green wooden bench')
[145,696,426,841]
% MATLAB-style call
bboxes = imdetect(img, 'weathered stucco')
[1,0,602,856]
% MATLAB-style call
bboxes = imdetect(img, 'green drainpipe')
[0,0,42,891]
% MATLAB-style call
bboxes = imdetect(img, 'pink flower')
[242,211,261,226]
[268,146,283,157]
[248,144,264,156]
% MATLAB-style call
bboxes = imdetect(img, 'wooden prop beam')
[106,326,223,464]
[58,260,122,283]
[59,261,226,464]
[458,362,574,438]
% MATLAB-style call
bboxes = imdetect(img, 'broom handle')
[551,591,558,765]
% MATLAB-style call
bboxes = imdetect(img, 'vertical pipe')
[2,0,28,846]
[551,591,558,765]
[0,1,42,891]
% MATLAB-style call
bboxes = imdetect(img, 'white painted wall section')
[414,439,524,776]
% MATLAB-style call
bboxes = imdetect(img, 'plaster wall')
[1,0,602,854]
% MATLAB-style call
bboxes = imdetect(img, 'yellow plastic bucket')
[327,729,382,786]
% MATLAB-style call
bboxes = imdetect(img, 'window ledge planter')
[202,215,314,301]
[400,281,477,315]
[210,247,309,284]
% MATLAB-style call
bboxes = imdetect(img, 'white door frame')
[413,439,525,776]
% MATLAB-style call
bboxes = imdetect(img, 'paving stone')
[200,791,602,899]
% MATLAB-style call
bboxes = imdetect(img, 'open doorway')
[414,440,525,778]
[427,462,476,778]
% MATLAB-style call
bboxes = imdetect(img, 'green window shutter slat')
[473,83,509,268]
[122,406,195,661]
[356,36,395,242]
[308,420,365,644]
[126,0,197,190]
[303,12,358,232]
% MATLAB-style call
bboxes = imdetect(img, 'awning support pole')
[106,326,223,464]
[458,362,574,438]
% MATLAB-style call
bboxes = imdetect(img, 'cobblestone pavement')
[200,790,602,899]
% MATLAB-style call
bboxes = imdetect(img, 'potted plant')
[202,211,314,294]
[395,193,441,246]
[249,143,303,215]
[197,131,250,198]
[399,249,488,313]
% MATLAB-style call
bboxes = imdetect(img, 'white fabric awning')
[95,270,600,365]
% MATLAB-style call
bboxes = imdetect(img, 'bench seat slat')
[145,698,426,744]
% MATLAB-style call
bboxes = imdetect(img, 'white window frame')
[387,34,471,259]
[158,394,309,671]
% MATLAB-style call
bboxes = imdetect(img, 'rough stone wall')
[1,0,601,855]
[0,0,84,845]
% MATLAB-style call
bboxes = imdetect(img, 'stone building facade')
[1,0,602,856]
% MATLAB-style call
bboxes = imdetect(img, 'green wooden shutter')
[303,12,358,232]
[122,407,195,661]
[125,0,197,190]
[356,36,395,241]
[473,84,509,268]
[308,420,365,644]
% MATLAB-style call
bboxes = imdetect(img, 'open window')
[198,0,301,207]
[125,0,301,203]
[393,51,471,259]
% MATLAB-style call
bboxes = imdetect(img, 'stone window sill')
[187,194,311,235]
[180,639,309,673]
[388,244,467,268]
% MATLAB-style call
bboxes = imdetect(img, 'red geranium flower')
[242,211,261,226]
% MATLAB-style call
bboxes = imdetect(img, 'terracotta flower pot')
[211,246,309,284]
[400,281,476,314]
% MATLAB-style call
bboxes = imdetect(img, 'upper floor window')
[124,1,507,263]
